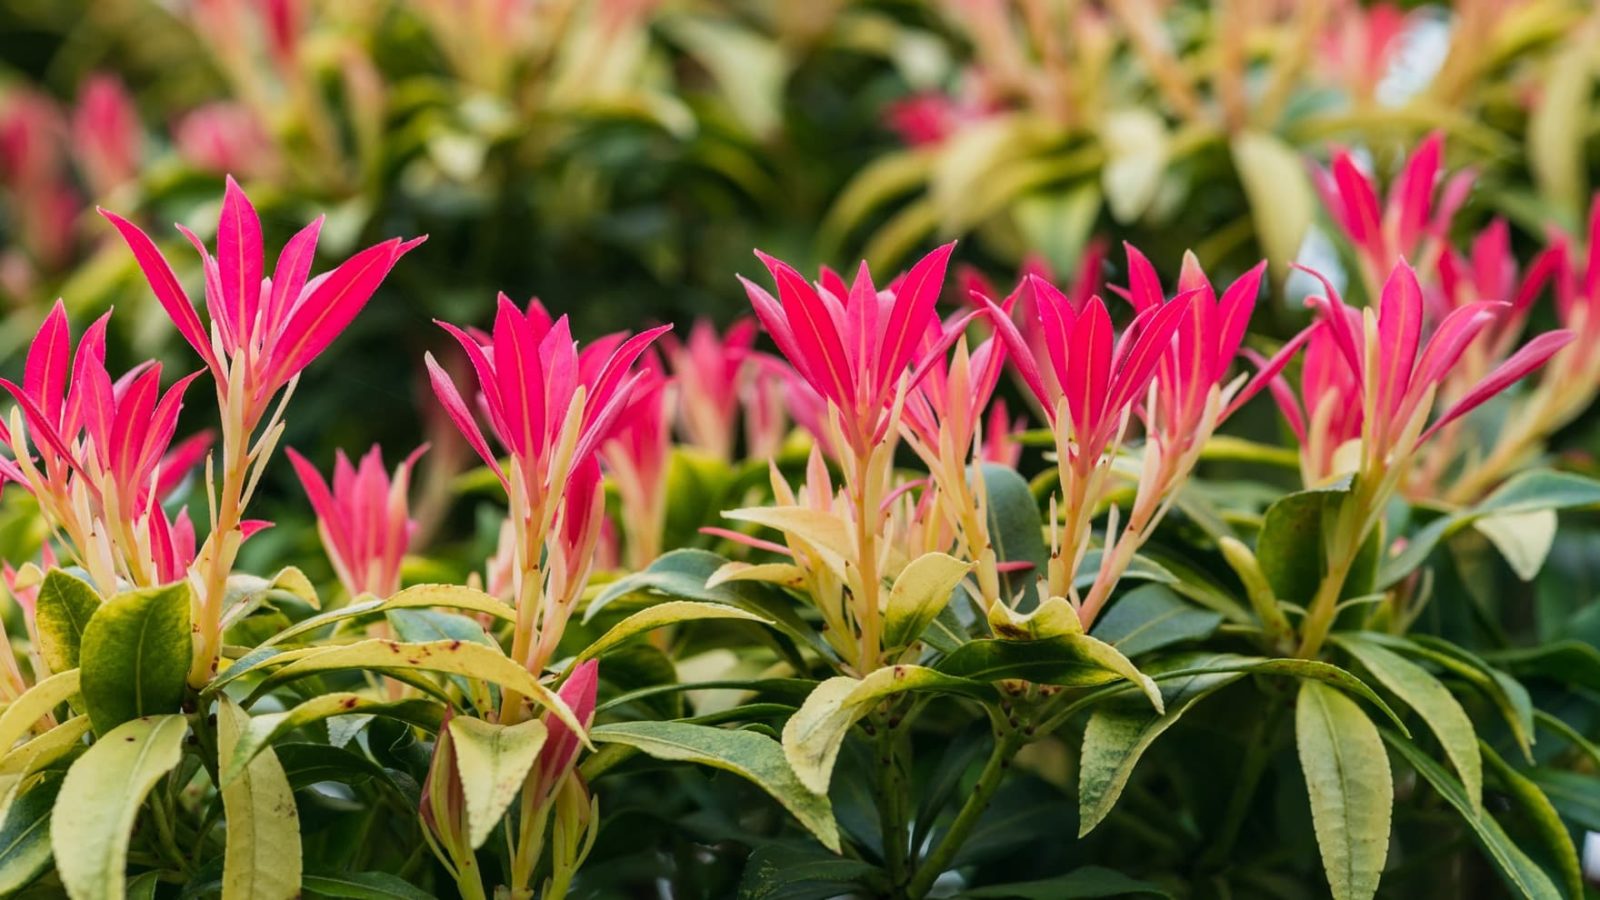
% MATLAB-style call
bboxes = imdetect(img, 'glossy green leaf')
[1383,731,1562,900]
[590,720,839,851]
[78,582,191,734]
[576,600,771,662]
[1256,484,1377,605]
[0,774,61,895]
[1338,636,1481,812]
[955,865,1171,898]
[1090,584,1222,657]
[34,570,100,675]
[448,716,547,849]
[300,871,434,899]
[1296,681,1392,900]
[784,666,992,795]
[735,842,880,900]
[52,714,187,900]
[883,552,970,648]
[218,696,301,900]
[978,463,1048,609]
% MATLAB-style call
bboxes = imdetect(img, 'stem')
[851,450,882,670]
[904,723,1023,899]
[190,416,249,687]
[1295,545,1358,659]
[874,712,910,893]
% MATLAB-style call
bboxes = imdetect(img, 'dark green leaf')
[1090,584,1222,657]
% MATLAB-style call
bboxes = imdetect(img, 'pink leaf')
[99,209,220,375]
[1422,330,1575,442]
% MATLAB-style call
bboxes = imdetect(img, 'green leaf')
[783,666,992,795]
[1256,484,1377,605]
[661,15,786,138]
[78,582,191,734]
[937,635,1162,710]
[447,716,547,849]
[1473,510,1556,581]
[52,714,188,900]
[1382,731,1562,900]
[735,842,880,900]
[883,552,970,649]
[585,550,823,657]
[590,720,839,851]
[978,463,1048,609]
[955,865,1171,898]
[1090,585,1222,657]
[262,583,512,648]
[1100,108,1169,223]
[239,640,586,739]
[1380,470,1600,588]
[1392,635,1534,760]
[1480,743,1582,900]
[301,871,435,900]
[1231,130,1314,282]
[577,601,772,662]
[1079,660,1248,835]
[222,693,443,783]
[0,669,81,753]
[34,569,101,675]
[1337,636,1481,812]
[1296,681,1392,900]
[1488,640,1600,693]
[217,696,301,900]
[1528,40,1591,220]
[0,774,61,895]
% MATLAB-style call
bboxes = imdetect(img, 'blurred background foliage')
[0,0,1597,562]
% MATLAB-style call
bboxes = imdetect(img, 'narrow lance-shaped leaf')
[1296,681,1393,900]
[217,696,301,900]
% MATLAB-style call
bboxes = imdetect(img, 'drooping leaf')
[1383,731,1562,900]
[1090,585,1222,657]
[734,842,881,900]
[1338,636,1481,812]
[1296,681,1392,900]
[1473,510,1557,581]
[217,696,302,900]
[938,635,1162,710]
[34,570,101,675]
[1256,484,1377,605]
[240,640,585,738]
[52,714,188,900]
[784,666,992,796]
[1079,660,1247,835]
[448,716,547,849]
[883,553,971,649]
[1479,742,1582,900]
[590,720,839,851]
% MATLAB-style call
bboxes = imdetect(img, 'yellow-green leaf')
[783,666,990,796]
[1473,510,1556,582]
[1231,130,1315,281]
[1339,636,1481,812]
[1296,681,1392,900]
[721,507,853,577]
[0,669,80,754]
[244,640,586,741]
[883,553,970,649]
[263,583,512,648]
[448,716,548,849]
[218,697,301,900]
[35,570,101,675]
[0,773,62,894]
[52,714,187,900]
[577,601,771,662]
[79,582,192,734]
[1101,108,1169,223]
